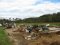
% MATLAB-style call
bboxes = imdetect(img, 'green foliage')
[0,27,11,45]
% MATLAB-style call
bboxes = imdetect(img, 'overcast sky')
[0,0,60,19]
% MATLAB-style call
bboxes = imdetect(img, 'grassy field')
[0,27,11,45]
[16,22,60,26]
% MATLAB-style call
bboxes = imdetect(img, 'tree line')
[0,12,60,23]
[15,12,60,23]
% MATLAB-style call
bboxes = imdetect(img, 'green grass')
[0,27,11,45]
[16,22,60,26]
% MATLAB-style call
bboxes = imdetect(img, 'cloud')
[0,0,60,19]
[0,0,16,2]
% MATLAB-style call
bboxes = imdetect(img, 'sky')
[0,0,60,19]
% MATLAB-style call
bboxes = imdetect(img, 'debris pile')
[7,24,60,40]
[6,24,60,45]
[13,24,50,40]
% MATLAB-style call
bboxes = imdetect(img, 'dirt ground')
[5,28,60,45]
